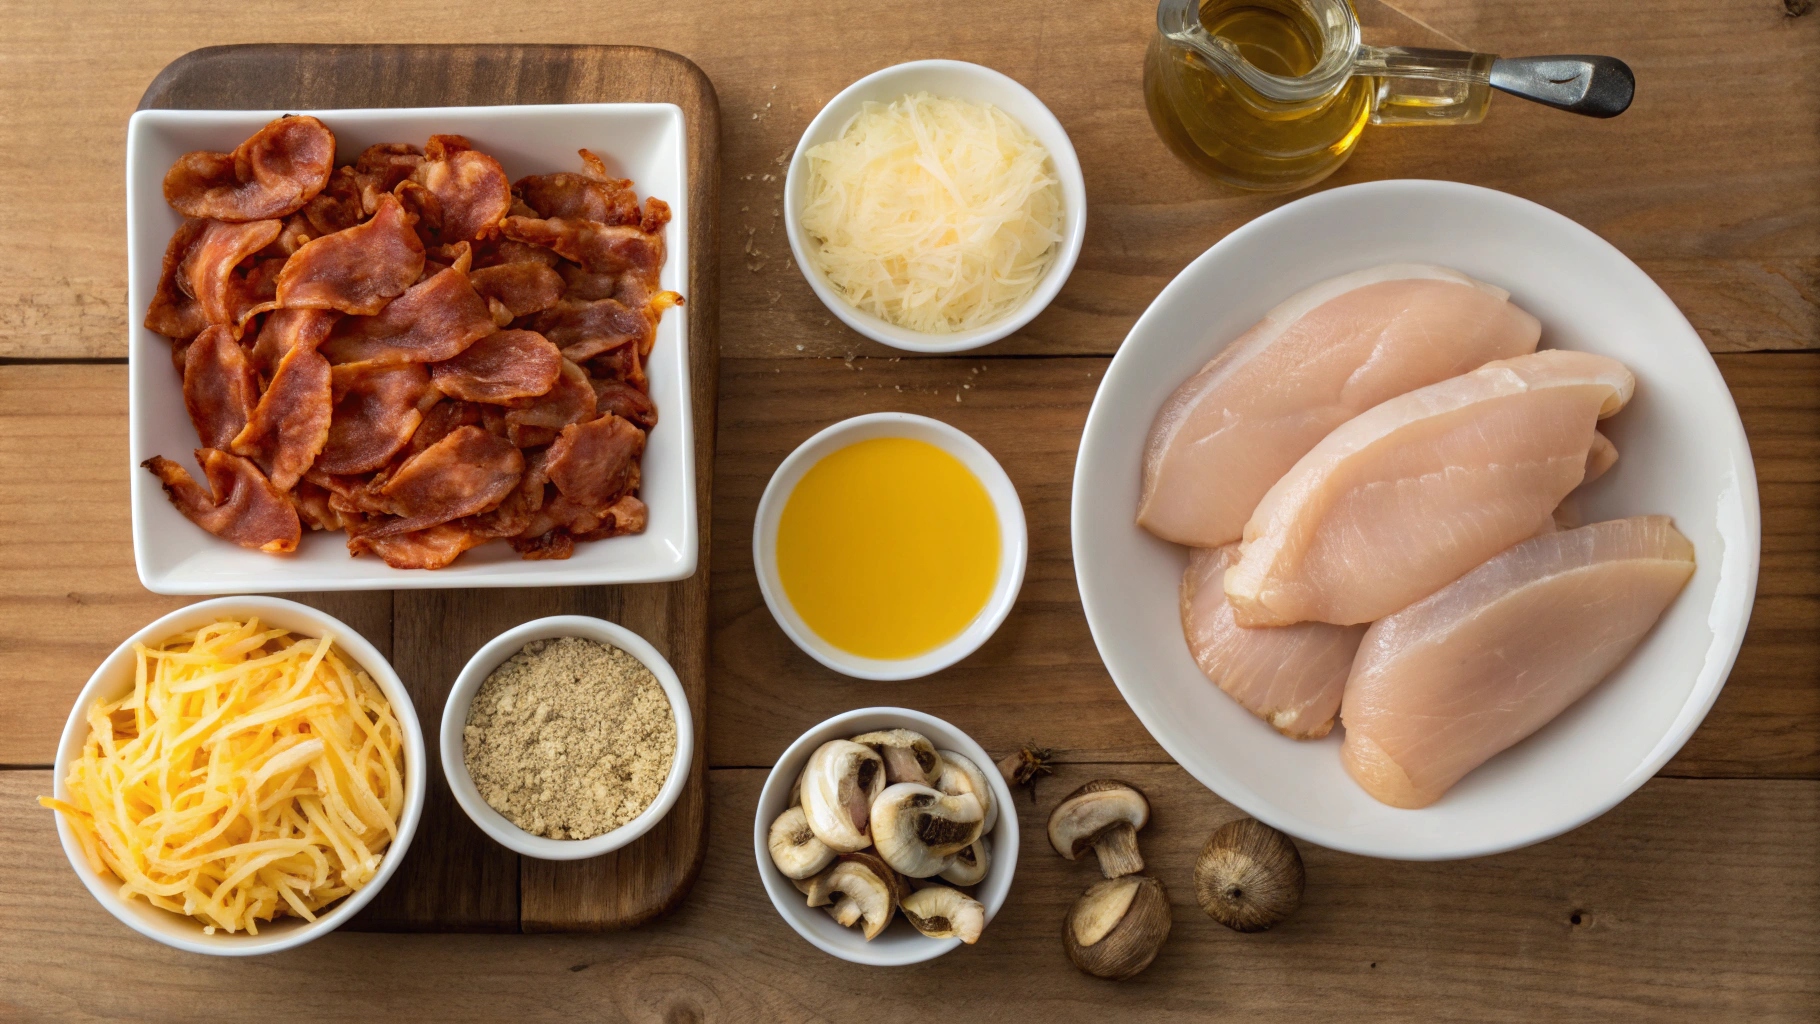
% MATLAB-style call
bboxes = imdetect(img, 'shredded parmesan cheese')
[40,618,406,935]
[801,91,1063,335]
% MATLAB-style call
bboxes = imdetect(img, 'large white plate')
[127,105,694,593]
[1072,180,1759,860]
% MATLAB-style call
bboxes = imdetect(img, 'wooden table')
[2,0,1815,1020]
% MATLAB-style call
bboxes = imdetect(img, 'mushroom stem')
[1092,823,1144,879]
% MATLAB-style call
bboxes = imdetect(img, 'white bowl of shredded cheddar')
[785,60,1087,352]
[43,596,424,955]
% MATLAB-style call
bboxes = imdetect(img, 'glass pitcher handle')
[1353,46,1498,126]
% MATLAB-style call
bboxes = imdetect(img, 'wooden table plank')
[708,352,1820,775]
[0,0,1812,360]
[4,766,1816,1021]
[6,353,1816,775]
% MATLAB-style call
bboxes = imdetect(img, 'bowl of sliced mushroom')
[754,707,1019,965]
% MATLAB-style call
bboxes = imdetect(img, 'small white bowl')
[754,707,1019,966]
[753,413,1028,680]
[440,615,694,860]
[49,596,426,956]
[783,59,1088,353]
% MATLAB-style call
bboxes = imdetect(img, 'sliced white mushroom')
[822,852,906,941]
[901,885,986,944]
[1048,780,1150,878]
[939,836,991,886]
[768,806,836,879]
[933,749,997,834]
[800,739,886,853]
[793,867,839,907]
[851,728,941,785]
[871,782,985,878]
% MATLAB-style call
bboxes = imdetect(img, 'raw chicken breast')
[1225,350,1636,627]
[1138,264,1541,548]
[1339,516,1696,808]
[1180,544,1365,739]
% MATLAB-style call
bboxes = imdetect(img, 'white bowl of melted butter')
[441,615,694,861]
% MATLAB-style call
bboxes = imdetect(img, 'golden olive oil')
[776,437,1000,660]
[1145,0,1374,191]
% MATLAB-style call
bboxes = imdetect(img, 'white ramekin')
[753,413,1028,680]
[48,595,426,956]
[754,707,1019,966]
[440,615,694,861]
[783,59,1088,353]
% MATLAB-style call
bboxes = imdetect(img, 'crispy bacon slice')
[315,362,431,475]
[365,425,524,536]
[545,413,644,509]
[406,398,483,456]
[348,520,485,569]
[303,165,366,237]
[511,493,646,559]
[163,116,336,222]
[499,216,665,285]
[264,213,314,259]
[146,219,215,340]
[470,262,565,319]
[143,449,301,553]
[249,308,337,372]
[408,135,511,245]
[476,239,560,269]
[514,152,641,224]
[429,329,561,404]
[179,218,283,328]
[532,296,648,363]
[230,336,331,490]
[587,338,648,393]
[276,193,425,315]
[321,266,494,365]
[289,479,351,532]
[591,378,657,429]
[504,358,596,441]
[353,143,423,213]
[182,326,258,449]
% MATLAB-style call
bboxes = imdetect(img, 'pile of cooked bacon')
[142,115,680,569]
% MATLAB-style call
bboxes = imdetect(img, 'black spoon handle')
[1489,55,1635,118]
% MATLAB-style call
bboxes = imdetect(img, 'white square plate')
[126,104,694,593]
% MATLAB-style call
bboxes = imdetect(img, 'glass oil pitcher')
[1145,0,1635,192]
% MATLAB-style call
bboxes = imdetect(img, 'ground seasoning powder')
[463,637,677,840]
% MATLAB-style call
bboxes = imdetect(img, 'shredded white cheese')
[801,92,1063,336]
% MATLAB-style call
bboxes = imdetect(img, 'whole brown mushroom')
[1062,874,1172,980]
[1194,817,1305,932]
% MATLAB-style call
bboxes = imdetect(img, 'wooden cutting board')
[137,44,720,932]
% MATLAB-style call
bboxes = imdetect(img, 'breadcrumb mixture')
[463,637,676,840]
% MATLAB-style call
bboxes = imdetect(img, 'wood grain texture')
[4,766,1816,1021]
[707,352,1820,776]
[0,0,1811,360]
[128,43,721,932]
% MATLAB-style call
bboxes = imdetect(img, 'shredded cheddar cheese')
[800,91,1064,335]
[40,618,405,935]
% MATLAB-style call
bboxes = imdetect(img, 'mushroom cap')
[933,749,997,834]
[939,835,991,886]
[1047,779,1150,860]
[1194,817,1305,933]
[800,739,885,853]
[1064,874,1172,980]
[902,885,987,944]
[851,728,942,785]
[871,782,986,878]
[768,805,837,879]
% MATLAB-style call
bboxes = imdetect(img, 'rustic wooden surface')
[130,43,724,932]
[0,0,1816,1020]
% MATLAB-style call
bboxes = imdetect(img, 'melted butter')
[777,437,1000,660]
